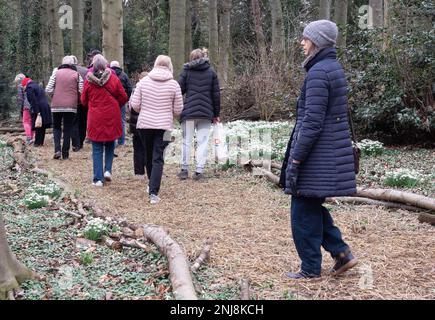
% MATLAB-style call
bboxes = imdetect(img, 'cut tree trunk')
[142,224,197,300]
[190,240,211,272]
[356,188,435,212]
[0,212,34,300]
[327,197,423,212]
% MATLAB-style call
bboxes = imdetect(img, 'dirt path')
[32,135,435,299]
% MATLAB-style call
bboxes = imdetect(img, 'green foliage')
[80,252,94,266]
[83,218,109,241]
[345,3,435,144]
[23,193,49,209]
[384,169,424,188]
[357,139,384,156]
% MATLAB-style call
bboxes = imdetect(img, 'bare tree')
[208,0,219,69]
[91,0,102,50]
[102,0,124,65]
[334,0,348,49]
[251,0,267,64]
[269,0,285,57]
[219,0,232,83]
[185,0,192,61]
[319,0,331,20]
[49,0,64,66]
[169,0,186,77]
[72,0,84,64]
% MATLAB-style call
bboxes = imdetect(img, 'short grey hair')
[62,55,75,65]
[92,54,108,72]
[14,73,26,84]
[70,55,78,65]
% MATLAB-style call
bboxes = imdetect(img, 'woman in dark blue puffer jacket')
[282,20,358,279]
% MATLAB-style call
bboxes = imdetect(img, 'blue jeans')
[117,104,126,146]
[290,196,349,275]
[91,141,115,183]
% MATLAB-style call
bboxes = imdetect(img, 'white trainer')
[92,181,103,187]
[104,171,112,181]
[149,194,160,204]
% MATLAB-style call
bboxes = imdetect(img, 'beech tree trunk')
[102,0,123,66]
[49,0,64,66]
[72,0,84,64]
[319,0,331,20]
[219,0,232,83]
[251,0,267,64]
[91,0,102,51]
[185,0,192,61]
[169,0,186,77]
[208,0,219,69]
[369,0,383,28]
[333,0,348,49]
[0,212,34,300]
[269,0,285,57]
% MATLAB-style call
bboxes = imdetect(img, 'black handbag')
[347,106,360,174]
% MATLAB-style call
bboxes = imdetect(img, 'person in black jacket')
[177,48,220,181]
[111,61,133,147]
[22,78,52,147]
[282,20,357,279]
[128,71,148,179]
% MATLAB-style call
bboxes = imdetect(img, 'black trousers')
[34,127,46,146]
[72,105,88,149]
[138,129,168,196]
[52,112,75,157]
[131,126,146,175]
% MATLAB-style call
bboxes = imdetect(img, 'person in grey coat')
[282,20,358,279]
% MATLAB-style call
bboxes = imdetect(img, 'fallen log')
[191,240,211,273]
[356,188,435,212]
[418,213,435,226]
[246,163,435,213]
[101,236,122,251]
[240,278,250,300]
[0,128,24,133]
[327,197,423,212]
[119,238,151,252]
[142,224,197,300]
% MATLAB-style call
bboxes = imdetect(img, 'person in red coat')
[81,54,128,186]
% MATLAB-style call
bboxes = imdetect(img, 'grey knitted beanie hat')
[303,20,338,48]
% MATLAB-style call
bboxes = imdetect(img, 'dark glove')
[284,162,300,195]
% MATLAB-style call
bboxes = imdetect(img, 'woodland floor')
[1,131,433,300]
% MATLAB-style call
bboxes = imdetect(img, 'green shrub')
[80,252,94,266]
[384,169,423,188]
[357,139,384,156]
[83,218,109,241]
[23,193,49,209]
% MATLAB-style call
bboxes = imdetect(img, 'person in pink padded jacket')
[129,55,183,204]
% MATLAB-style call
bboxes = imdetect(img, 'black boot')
[330,249,358,276]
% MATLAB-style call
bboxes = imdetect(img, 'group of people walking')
[14,20,358,279]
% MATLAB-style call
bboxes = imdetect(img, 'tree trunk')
[269,0,285,57]
[251,0,267,64]
[41,0,52,85]
[49,0,64,66]
[208,0,219,69]
[91,0,102,52]
[333,0,348,49]
[102,0,123,66]
[319,0,331,20]
[169,0,186,78]
[185,0,192,61]
[71,0,84,64]
[219,0,232,84]
[0,212,34,300]
[369,0,383,28]
[142,224,197,300]
[382,0,389,50]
